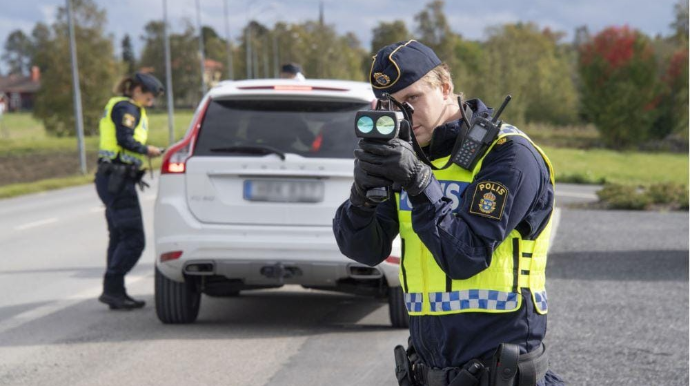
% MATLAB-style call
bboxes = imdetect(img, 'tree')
[414,0,459,72]
[412,1,484,99]
[479,23,578,126]
[2,30,33,75]
[652,48,688,140]
[202,26,229,77]
[371,20,412,53]
[30,23,51,73]
[32,0,118,137]
[121,34,136,74]
[140,20,202,106]
[671,0,689,44]
[578,26,661,148]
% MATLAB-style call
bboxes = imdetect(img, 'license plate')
[243,179,325,203]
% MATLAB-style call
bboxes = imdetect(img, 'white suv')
[154,79,407,327]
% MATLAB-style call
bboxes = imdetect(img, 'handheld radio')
[451,95,512,170]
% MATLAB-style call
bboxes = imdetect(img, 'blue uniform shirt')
[332,100,555,368]
[111,100,148,155]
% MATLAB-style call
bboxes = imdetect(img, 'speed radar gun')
[354,93,513,203]
[353,93,415,203]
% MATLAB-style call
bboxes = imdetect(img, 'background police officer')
[95,72,164,310]
[333,41,565,386]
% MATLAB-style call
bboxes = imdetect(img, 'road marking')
[90,206,104,213]
[143,195,157,201]
[0,274,151,336]
[549,208,561,252]
[14,218,58,231]
[557,191,598,200]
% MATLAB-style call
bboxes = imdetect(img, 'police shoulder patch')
[469,181,508,220]
[122,113,136,128]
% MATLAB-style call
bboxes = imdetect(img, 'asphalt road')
[0,180,686,386]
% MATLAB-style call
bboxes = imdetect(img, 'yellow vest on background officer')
[95,72,164,311]
[333,40,565,386]
[98,96,149,168]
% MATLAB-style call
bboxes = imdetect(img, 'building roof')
[0,74,41,93]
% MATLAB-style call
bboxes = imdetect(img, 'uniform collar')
[424,98,493,160]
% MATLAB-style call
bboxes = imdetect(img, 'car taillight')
[385,256,401,265]
[160,251,183,262]
[161,98,210,174]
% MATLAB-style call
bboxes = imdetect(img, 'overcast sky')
[0,0,681,74]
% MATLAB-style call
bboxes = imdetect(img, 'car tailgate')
[185,155,353,226]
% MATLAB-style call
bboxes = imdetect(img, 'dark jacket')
[332,99,555,367]
[111,100,148,155]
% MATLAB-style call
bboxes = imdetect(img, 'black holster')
[99,162,143,194]
[394,345,416,386]
[396,341,548,386]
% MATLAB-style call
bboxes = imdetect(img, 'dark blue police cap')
[369,40,441,99]
[135,72,164,96]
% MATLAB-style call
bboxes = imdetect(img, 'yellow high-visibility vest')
[98,97,148,168]
[396,125,555,316]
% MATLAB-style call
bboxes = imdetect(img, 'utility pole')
[224,0,234,79]
[163,0,175,145]
[66,0,86,175]
[246,25,252,79]
[263,36,269,78]
[273,33,278,78]
[195,0,207,95]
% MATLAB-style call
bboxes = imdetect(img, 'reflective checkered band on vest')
[98,150,142,166]
[120,153,143,166]
[429,290,519,312]
[405,293,423,313]
[499,125,524,135]
[98,150,117,159]
[534,290,548,313]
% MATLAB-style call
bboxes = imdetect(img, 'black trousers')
[94,171,145,295]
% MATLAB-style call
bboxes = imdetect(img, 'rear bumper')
[154,178,400,288]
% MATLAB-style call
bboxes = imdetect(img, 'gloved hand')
[350,159,393,208]
[355,138,432,197]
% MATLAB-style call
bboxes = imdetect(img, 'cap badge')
[373,72,390,86]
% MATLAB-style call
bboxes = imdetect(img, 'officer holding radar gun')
[95,72,165,310]
[333,41,566,386]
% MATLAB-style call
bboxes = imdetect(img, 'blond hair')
[421,63,463,99]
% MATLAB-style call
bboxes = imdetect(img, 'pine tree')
[121,34,136,74]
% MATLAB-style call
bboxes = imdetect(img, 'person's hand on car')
[147,146,162,157]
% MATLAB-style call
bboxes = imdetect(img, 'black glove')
[355,138,432,197]
[350,159,393,208]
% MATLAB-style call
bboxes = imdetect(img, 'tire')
[388,286,409,328]
[155,266,201,324]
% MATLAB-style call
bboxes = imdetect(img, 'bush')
[596,182,688,210]
[578,26,661,149]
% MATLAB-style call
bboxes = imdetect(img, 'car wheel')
[155,266,201,324]
[388,286,409,328]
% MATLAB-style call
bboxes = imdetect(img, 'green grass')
[0,174,96,199]
[523,123,601,149]
[0,112,688,199]
[0,110,194,156]
[545,146,689,186]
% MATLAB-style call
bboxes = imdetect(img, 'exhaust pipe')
[184,262,215,276]
[347,264,383,280]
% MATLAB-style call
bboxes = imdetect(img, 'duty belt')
[399,343,548,386]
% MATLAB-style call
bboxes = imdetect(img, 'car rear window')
[194,99,369,159]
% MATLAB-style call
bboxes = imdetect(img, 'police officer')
[95,72,164,310]
[333,41,565,386]
[279,63,306,80]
